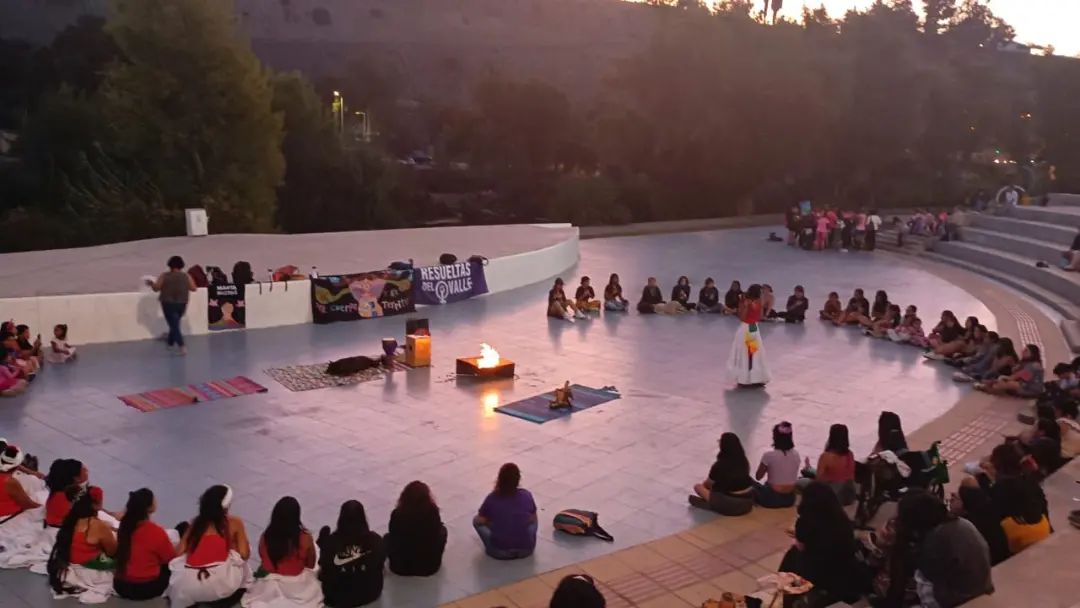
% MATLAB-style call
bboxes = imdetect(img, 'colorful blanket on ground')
[119,376,268,412]
[264,359,413,392]
[495,384,620,424]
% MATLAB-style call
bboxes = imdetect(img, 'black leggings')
[113,566,170,601]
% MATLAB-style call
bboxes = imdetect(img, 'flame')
[478,343,500,368]
[482,390,500,418]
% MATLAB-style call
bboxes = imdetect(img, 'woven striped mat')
[119,376,268,412]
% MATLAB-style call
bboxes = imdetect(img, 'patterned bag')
[552,509,614,542]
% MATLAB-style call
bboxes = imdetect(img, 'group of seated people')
[1,320,76,397]
[689,409,1058,608]
[0,438,582,607]
[547,275,810,323]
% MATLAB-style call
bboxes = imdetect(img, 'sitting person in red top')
[0,444,43,556]
[244,496,321,607]
[46,486,117,603]
[168,484,252,608]
[44,459,89,527]
[113,488,179,601]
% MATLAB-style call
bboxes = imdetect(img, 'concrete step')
[932,240,1080,303]
[917,251,1080,354]
[962,227,1070,262]
[968,214,1078,246]
[1007,204,1080,228]
[1048,192,1080,208]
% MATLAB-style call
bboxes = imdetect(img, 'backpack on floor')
[553,509,614,542]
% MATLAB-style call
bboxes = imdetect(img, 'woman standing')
[148,256,197,355]
[728,284,771,388]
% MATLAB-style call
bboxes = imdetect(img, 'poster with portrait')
[413,260,489,305]
[208,284,246,330]
[311,269,415,324]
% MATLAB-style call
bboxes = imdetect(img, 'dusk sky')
[684,1,1080,56]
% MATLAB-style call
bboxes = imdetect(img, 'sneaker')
[952,372,972,382]
[886,329,900,342]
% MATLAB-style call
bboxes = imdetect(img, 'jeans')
[473,519,537,560]
[753,482,796,509]
[161,302,187,347]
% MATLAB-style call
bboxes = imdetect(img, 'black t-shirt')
[786,295,808,314]
[671,284,691,304]
[724,289,742,309]
[575,285,594,301]
[846,297,869,315]
[318,531,386,607]
[871,300,889,318]
[699,286,720,307]
[938,323,963,343]
[794,516,858,598]
[387,507,447,577]
[708,458,753,494]
[639,286,663,306]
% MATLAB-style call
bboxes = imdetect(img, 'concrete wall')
[2,227,578,345]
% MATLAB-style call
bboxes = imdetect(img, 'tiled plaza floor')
[0,228,998,607]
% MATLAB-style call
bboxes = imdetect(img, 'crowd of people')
[1,320,76,397]
[0,439,612,607]
[784,207,885,252]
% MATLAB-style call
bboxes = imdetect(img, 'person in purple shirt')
[473,463,537,559]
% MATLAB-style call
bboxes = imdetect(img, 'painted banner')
[208,284,246,330]
[311,269,415,324]
[413,260,489,305]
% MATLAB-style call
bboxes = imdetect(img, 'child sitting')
[574,277,601,313]
[1,350,29,397]
[819,292,842,322]
[46,324,77,364]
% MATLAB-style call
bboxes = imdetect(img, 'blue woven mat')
[494,384,620,424]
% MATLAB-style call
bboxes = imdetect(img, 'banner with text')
[311,269,415,324]
[208,284,246,331]
[414,260,489,305]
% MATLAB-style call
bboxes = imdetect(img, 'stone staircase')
[888,194,1080,353]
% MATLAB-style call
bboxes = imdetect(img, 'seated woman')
[753,422,800,508]
[958,337,1018,383]
[47,324,77,364]
[976,344,1044,398]
[871,411,909,456]
[574,276,602,313]
[473,463,537,560]
[0,350,28,397]
[949,328,996,374]
[2,331,39,378]
[243,496,321,608]
[924,310,963,354]
[318,500,385,607]
[602,274,629,312]
[689,432,754,516]
[760,284,777,319]
[797,424,856,505]
[834,288,869,326]
[928,316,981,360]
[637,278,666,314]
[1055,399,1080,460]
[722,280,743,315]
[0,444,45,568]
[856,290,889,328]
[386,481,446,577]
[550,574,606,608]
[548,278,581,322]
[168,485,253,608]
[819,291,842,322]
[0,458,88,572]
[670,276,696,312]
[867,304,901,338]
[774,285,808,322]
[113,488,179,601]
[778,482,860,605]
[47,487,117,604]
[697,277,722,313]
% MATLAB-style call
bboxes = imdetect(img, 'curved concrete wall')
[1,227,579,345]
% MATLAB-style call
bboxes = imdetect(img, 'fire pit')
[456,343,515,378]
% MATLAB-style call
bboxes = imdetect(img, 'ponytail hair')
[47,487,96,593]
[188,485,229,557]
[115,488,154,577]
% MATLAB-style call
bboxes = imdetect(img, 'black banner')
[311,269,415,324]
[208,284,246,330]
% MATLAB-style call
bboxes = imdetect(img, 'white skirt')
[0,507,53,572]
[728,322,771,385]
[168,550,253,608]
[241,569,324,608]
[52,564,114,604]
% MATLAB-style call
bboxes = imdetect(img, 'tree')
[922,0,956,36]
[98,0,284,232]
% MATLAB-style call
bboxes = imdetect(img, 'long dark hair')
[264,496,304,568]
[495,463,521,496]
[47,487,96,593]
[877,411,906,450]
[772,421,794,452]
[1022,344,1042,363]
[397,481,440,519]
[115,488,154,577]
[45,459,83,496]
[797,482,852,542]
[187,485,230,557]
[964,316,979,338]
[717,432,750,476]
[333,500,371,548]
[607,273,619,287]
[550,573,606,608]
[745,284,762,300]
[825,424,850,454]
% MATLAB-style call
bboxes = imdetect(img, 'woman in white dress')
[728,283,771,388]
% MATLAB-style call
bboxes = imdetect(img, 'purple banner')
[413,260,488,305]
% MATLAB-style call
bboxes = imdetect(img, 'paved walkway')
[0,229,1068,607]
